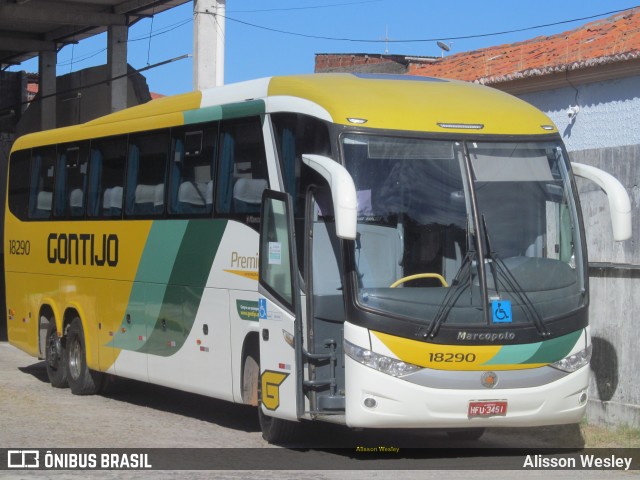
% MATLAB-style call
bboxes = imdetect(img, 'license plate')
[468,400,508,417]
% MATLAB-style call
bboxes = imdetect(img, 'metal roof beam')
[0,35,58,52]
[0,4,127,26]
[113,0,167,15]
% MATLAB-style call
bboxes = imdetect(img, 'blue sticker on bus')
[492,300,512,323]
[258,298,268,320]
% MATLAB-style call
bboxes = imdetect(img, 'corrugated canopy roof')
[0,0,189,69]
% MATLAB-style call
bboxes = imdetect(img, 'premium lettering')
[47,233,118,267]
[231,251,259,270]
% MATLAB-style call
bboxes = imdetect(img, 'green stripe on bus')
[481,341,542,366]
[183,100,266,124]
[139,219,227,356]
[108,221,188,351]
[524,329,583,365]
[482,329,583,367]
[136,221,189,283]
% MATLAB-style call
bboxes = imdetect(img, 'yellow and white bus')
[5,73,631,443]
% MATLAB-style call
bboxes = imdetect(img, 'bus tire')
[258,406,301,445]
[257,371,301,444]
[66,317,104,395]
[242,352,259,406]
[45,318,68,388]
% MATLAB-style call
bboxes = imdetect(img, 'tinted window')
[169,124,218,216]
[88,136,127,218]
[54,143,89,219]
[29,146,57,219]
[216,118,268,216]
[126,131,170,217]
[8,149,31,220]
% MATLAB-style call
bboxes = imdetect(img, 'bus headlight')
[549,344,592,372]
[344,340,421,377]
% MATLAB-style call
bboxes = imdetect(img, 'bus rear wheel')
[66,317,104,395]
[45,318,68,388]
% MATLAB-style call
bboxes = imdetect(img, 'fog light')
[579,392,588,405]
[363,397,377,409]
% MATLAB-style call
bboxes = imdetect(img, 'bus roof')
[267,74,557,135]
[12,73,557,151]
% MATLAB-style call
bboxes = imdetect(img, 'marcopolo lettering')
[457,331,516,342]
[47,233,118,267]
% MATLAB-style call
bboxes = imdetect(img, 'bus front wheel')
[66,317,104,395]
[45,318,68,388]
[258,405,301,445]
[257,372,301,444]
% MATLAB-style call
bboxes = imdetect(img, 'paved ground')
[0,342,635,479]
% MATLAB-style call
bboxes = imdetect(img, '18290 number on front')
[428,352,476,363]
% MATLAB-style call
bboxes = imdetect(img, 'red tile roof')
[408,8,640,84]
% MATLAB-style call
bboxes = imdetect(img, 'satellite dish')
[437,41,451,52]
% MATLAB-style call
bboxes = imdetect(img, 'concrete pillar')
[108,24,128,113]
[193,0,225,90]
[38,50,56,130]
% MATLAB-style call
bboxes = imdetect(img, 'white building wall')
[517,77,640,428]
[519,76,640,152]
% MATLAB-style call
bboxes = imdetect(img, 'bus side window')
[271,113,332,277]
[216,117,268,216]
[54,143,88,219]
[8,149,31,221]
[169,123,217,216]
[126,130,170,217]
[29,146,57,219]
[88,136,127,218]
[271,113,331,203]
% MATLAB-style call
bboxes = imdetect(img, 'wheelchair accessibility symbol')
[492,300,512,323]
[258,298,268,320]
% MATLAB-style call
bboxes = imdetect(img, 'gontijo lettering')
[47,233,118,267]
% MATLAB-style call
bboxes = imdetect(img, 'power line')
[29,4,640,73]
[229,0,383,13]
[128,18,192,43]
[25,54,191,105]
[220,6,639,43]
[56,18,191,69]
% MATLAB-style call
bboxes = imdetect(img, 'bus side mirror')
[302,154,357,240]
[571,162,632,242]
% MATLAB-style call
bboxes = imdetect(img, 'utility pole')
[193,0,226,90]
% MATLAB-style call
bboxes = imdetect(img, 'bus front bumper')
[344,356,589,429]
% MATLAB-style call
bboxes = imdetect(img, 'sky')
[7,0,640,96]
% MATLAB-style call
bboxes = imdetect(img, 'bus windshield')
[342,134,585,330]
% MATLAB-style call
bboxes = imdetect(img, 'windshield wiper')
[481,215,550,337]
[425,220,477,338]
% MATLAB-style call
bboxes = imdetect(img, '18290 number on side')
[8,239,31,255]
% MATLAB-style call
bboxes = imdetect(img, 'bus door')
[258,190,304,421]
[304,187,346,415]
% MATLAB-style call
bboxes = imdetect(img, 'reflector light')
[437,122,484,130]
